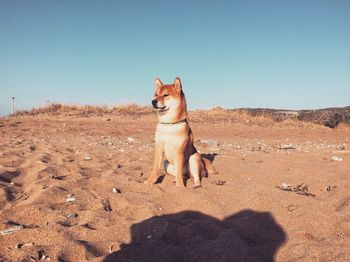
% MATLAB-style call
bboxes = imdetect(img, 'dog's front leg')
[174,152,185,187]
[145,142,163,184]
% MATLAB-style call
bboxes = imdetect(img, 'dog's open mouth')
[155,106,168,112]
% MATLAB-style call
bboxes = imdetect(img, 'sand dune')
[0,114,349,261]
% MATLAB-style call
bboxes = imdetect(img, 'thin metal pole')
[12,97,15,115]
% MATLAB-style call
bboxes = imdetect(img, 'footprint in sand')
[0,170,22,208]
[79,167,100,178]
[336,195,350,212]
[76,240,105,259]
[40,153,52,164]
[58,240,106,261]
[38,166,59,178]
[62,155,76,163]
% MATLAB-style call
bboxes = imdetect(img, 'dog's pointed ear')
[154,77,163,90]
[174,77,182,93]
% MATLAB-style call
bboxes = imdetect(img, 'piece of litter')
[281,183,290,190]
[331,156,343,162]
[276,183,315,197]
[84,156,92,161]
[277,144,296,150]
[0,225,23,235]
[15,242,34,249]
[127,137,135,143]
[66,194,76,203]
[335,145,346,151]
[112,187,121,193]
[147,235,152,239]
[38,249,47,260]
[51,174,67,180]
[102,199,112,212]
[66,213,78,219]
[212,180,226,186]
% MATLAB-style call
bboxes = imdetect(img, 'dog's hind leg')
[164,160,188,186]
[189,153,203,188]
[164,160,176,177]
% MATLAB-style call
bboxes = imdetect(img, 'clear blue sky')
[1,0,349,116]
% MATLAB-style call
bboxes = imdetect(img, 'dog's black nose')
[152,99,158,108]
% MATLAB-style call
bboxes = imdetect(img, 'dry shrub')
[190,107,276,127]
[298,108,350,128]
[33,104,111,117]
[276,119,317,129]
[13,103,66,116]
[12,103,349,128]
[111,104,153,117]
[189,107,316,128]
[13,103,153,118]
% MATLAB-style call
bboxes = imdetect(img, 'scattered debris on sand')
[331,156,343,162]
[277,144,296,150]
[212,180,226,186]
[276,183,316,197]
[66,194,76,203]
[0,225,23,236]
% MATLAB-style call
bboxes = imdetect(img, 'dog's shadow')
[103,209,286,262]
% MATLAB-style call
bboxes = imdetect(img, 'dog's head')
[151,77,185,115]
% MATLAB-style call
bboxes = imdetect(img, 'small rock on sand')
[331,156,343,161]
[127,137,135,143]
[66,194,76,203]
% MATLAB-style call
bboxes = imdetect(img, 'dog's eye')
[155,94,158,97]
[163,94,169,97]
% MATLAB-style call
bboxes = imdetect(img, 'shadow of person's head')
[103,209,285,262]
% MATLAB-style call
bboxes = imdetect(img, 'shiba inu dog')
[145,77,215,188]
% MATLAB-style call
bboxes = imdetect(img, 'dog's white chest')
[155,123,188,163]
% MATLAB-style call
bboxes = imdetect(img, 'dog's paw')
[176,182,185,188]
[193,181,202,189]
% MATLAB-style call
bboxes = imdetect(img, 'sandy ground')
[0,115,349,261]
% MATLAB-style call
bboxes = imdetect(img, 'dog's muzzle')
[152,99,167,111]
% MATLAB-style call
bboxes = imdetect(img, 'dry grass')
[189,107,316,128]
[111,104,154,117]
[13,103,154,118]
[11,103,349,128]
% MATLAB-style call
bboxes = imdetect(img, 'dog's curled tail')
[202,158,217,177]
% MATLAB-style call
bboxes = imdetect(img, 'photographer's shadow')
[103,209,286,262]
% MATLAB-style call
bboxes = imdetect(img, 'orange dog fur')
[145,77,215,187]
